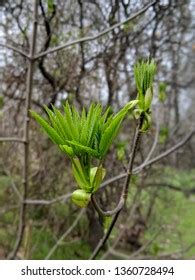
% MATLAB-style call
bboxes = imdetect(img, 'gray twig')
[35,1,156,59]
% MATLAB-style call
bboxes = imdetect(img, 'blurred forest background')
[0,0,195,260]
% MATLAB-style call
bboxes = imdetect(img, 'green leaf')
[30,110,64,144]
[67,140,100,158]
[51,105,73,141]
[72,158,90,190]
[91,166,106,192]
[44,105,67,142]
[144,87,153,110]
[99,110,127,157]
[80,103,95,145]
[64,102,79,141]
[72,106,81,133]
[87,104,102,147]
[120,100,139,114]
[59,144,74,157]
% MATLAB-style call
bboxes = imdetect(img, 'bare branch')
[35,1,156,59]
[134,128,195,174]
[24,193,72,205]
[0,43,29,58]
[0,137,25,143]
[100,129,195,189]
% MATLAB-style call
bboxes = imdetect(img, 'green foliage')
[30,60,156,208]
[31,102,136,160]
[134,59,156,108]
[30,110,64,145]
[31,100,138,207]
[143,168,195,258]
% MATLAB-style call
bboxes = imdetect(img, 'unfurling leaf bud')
[71,189,91,208]
[90,166,106,192]
[144,87,153,110]
[141,112,152,132]
[134,59,156,111]
[133,109,142,119]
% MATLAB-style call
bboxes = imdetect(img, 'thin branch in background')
[107,226,162,260]
[35,1,156,59]
[0,137,25,143]
[135,242,195,260]
[7,0,38,260]
[128,226,163,259]
[0,43,29,58]
[134,128,195,174]
[24,193,72,205]
[100,129,195,189]
[45,209,85,260]
[107,226,161,259]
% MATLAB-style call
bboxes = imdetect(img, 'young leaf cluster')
[30,100,138,160]
[133,59,157,131]
[30,100,138,207]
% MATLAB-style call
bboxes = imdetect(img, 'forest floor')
[0,168,195,259]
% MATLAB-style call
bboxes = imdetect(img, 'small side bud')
[133,109,142,119]
[141,113,152,132]
[71,189,91,208]
[144,87,153,110]
[90,166,106,192]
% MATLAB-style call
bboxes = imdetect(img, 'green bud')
[90,167,98,185]
[144,87,153,110]
[141,113,152,132]
[90,166,106,192]
[134,59,157,98]
[133,109,142,119]
[71,189,91,208]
